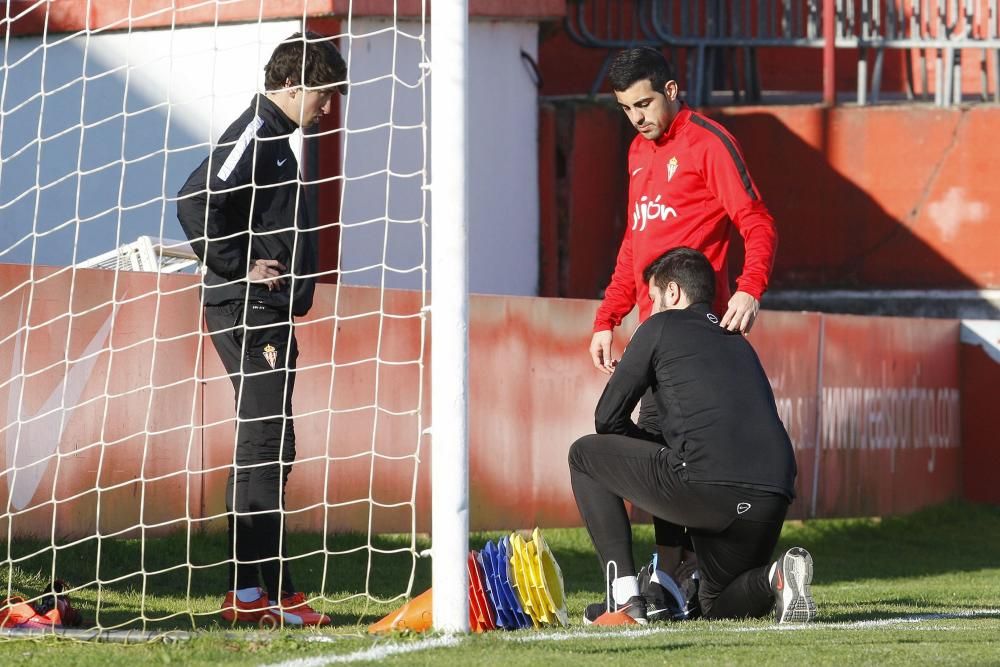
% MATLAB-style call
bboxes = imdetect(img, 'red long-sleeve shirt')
[593,105,778,332]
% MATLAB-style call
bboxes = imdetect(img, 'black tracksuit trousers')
[568,433,789,620]
[205,301,298,599]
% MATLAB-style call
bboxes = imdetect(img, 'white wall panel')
[0,21,301,268]
[0,19,540,296]
[339,19,539,295]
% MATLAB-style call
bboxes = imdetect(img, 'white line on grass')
[499,609,1000,643]
[808,609,1000,630]
[260,635,462,666]
[259,610,1000,664]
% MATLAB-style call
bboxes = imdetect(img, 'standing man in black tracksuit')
[569,247,818,625]
[177,31,346,627]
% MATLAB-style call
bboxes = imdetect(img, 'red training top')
[593,104,778,332]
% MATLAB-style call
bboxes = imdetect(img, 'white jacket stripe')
[217,116,264,182]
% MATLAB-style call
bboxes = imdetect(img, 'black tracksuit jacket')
[594,302,797,499]
[176,94,317,317]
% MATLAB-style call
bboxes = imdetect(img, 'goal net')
[0,0,466,634]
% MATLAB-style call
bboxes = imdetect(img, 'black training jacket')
[594,302,796,498]
[176,94,318,317]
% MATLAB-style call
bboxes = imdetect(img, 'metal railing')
[565,0,1000,106]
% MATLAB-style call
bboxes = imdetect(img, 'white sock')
[768,561,777,581]
[235,587,263,603]
[612,575,640,605]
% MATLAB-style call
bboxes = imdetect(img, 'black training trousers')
[568,433,789,620]
[205,301,298,599]
[636,389,694,551]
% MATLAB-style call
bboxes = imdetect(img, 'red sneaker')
[272,592,331,627]
[219,588,271,623]
[35,580,84,627]
[0,597,57,629]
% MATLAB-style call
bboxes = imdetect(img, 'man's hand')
[720,290,760,334]
[247,259,287,291]
[589,330,617,375]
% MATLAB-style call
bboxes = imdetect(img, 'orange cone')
[367,588,434,634]
[592,609,640,626]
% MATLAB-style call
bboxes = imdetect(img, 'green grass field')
[2,502,999,665]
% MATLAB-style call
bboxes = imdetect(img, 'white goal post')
[430,0,470,634]
[0,0,469,635]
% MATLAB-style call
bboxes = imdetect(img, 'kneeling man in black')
[569,247,817,624]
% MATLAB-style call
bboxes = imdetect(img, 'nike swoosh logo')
[277,158,288,167]
[5,298,113,511]
[631,167,643,177]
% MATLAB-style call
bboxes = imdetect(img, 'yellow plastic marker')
[533,527,569,627]
[508,533,540,628]
[520,537,552,625]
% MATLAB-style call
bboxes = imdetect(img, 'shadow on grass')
[773,502,1000,585]
[1,501,997,630]
[571,641,702,655]
[0,531,431,629]
[544,502,1000,598]
[816,603,1000,624]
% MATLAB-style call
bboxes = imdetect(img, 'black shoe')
[642,580,681,622]
[583,599,609,624]
[682,577,702,620]
[638,559,698,622]
[582,595,648,625]
[618,595,648,624]
[771,547,817,623]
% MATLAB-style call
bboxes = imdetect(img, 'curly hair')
[264,31,347,95]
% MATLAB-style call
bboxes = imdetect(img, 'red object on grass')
[468,551,497,632]
[592,610,640,626]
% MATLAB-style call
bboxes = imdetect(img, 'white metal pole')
[431,0,470,633]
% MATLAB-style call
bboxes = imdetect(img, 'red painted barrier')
[539,105,559,297]
[0,266,204,540]
[719,105,998,289]
[538,102,632,299]
[538,101,1000,297]
[750,311,823,519]
[959,322,1000,505]
[4,0,566,36]
[0,266,969,540]
[815,315,961,517]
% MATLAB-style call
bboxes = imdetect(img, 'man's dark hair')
[608,47,675,93]
[264,31,347,95]
[642,247,716,306]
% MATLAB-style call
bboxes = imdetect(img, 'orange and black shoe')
[583,595,647,625]
[219,588,271,624]
[35,580,84,627]
[0,595,68,629]
[270,592,331,627]
[0,597,43,629]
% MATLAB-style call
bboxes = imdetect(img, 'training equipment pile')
[369,528,569,633]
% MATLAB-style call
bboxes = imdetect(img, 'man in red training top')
[586,47,779,619]
[589,46,777,371]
